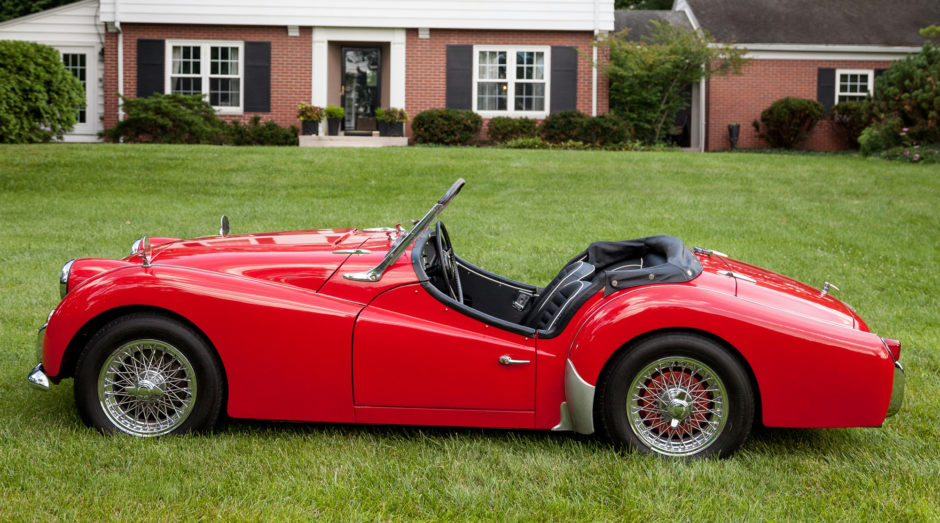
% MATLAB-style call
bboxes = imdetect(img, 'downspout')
[115,0,123,123]
[699,76,705,151]
[591,0,598,116]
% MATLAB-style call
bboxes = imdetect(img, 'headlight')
[59,259,75,299]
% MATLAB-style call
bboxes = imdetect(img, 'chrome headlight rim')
[60,259,76,299]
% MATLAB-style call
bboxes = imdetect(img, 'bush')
[830,100,873,149]
[877,143,940,164]
[538,111,588,143]
[500,136,552,149]
[376,107,408,123]
[752,97,825,149]
[858,117,903,156]
[578,114,629,146]
[226,116,298,146]
[869,42,940,146]
[0,40,85,143]
[411,108,482,145]
[487,117,537,144]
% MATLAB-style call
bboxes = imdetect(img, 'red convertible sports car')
[27,179,903,458]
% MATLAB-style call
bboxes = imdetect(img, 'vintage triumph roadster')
[27,179,903,458]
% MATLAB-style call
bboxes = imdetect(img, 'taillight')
[882,338,901,361]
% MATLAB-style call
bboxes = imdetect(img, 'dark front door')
[342,47,381,131]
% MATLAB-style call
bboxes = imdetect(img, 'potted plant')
[325,105,345,136]
[297,102,323,135]
[376,107,408,137]
[728,122,741,149]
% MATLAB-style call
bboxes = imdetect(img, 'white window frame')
[835,69,874,104]
[472,45,551,118]
[57,46,98,138]
[165,40,244,114]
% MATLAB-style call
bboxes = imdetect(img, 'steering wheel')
[435,221,463,303]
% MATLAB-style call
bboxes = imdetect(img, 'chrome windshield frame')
[343,178,465,282]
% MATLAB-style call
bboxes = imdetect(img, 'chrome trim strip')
[886,361,904,417]
[344,178,465,282]
[564,359,596,435]
[717,270,757,283]
[27,364,50,391]
[332,249,372,255]
[35,323,47,363]
[60,259,76,298]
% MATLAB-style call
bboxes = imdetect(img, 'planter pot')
[327,118,342,136]
[728,124,741,149]
[377,120,389,137]
[301,121,319,136]
[387,122,404,137]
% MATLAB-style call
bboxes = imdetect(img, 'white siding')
[100,0,614,32]
[0,0,104,141]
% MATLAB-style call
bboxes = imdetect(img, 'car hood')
[711,256,863,330]
[141,228,395,294]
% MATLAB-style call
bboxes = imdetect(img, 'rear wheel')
[597,333,754,458]
[74,313,223,437]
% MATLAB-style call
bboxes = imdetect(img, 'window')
[836,69,873,103]
[167,41,243,112]
[62,53,87,123]
[473,46,550,116]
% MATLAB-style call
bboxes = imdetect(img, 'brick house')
[671,0,938,151]
[0,0,614,142]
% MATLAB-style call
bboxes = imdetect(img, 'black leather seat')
[522,260,596,331]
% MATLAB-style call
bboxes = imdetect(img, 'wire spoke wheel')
[97,339,197,437]
[626,356,728,456]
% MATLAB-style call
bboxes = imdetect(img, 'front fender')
[567,284,893,428]
[44,264,364,422]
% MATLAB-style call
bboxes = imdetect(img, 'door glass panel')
[343,48,381,131]
[62,53,87,123]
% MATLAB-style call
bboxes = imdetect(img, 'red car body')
[28,180,903,456]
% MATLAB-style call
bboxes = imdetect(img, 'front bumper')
[886,361,905,417]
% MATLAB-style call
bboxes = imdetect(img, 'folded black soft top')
[566,235,703,296]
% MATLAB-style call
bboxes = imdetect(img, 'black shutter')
[245,41,271,112]
[446,45,472,110]
[137,39,165,98]
[550,46,578,113]
[817,68,836,110]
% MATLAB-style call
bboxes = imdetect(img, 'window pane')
[62,53,87,123]
[172,77,202,95]
[514,82,545,111]
[478,51,506,80]
[210,77,240,106]
[172,45,200,75]
[477,82,507,111]
[516,51,544,81]
[211,46,238,76]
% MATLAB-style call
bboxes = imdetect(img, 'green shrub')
[0,40,85,143]
[869,42,940,146]
[538,111,588,143]
[858,117,902,156]
[324,105,345,119]
[578,114,629,146]
[752,97,825,149]
[830,100,873,149]
[487,117,537,144]
[411,108,482,145]
[500,136,551,149]
[877,143,940,164]
[102,94,227,143]
[226,116,298,146]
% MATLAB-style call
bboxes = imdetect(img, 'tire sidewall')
[74,313,223,436]
[600,333,754,459]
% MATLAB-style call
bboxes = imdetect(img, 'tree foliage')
[603,22,747,144]
[0,40,84,143]
[0,0,80,22]
[868,42,940,146]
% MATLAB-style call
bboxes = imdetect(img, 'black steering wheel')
[435,221,463,303]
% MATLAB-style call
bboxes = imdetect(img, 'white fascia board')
[672,0,701,31]
[711,43,921,61]
[0,0,97,29]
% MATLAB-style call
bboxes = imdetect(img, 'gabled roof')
[684,0,939,46]
[613,10,693,40]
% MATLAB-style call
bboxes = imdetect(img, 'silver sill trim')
[552,401,574,431]
[564,359,596,435]
[886,361,904,417]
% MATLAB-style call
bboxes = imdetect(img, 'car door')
[352,284,536,411]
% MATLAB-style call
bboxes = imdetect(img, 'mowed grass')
[0,144,937,520]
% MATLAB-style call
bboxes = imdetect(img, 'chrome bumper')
[27,364,50,391]
[886,361,904,417]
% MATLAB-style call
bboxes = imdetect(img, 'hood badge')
[220,215,230,237]
[819,281,840,297]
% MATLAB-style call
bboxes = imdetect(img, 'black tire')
[597,333,754,459]
[74,312,224,437]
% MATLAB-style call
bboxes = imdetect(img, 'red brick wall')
[103,24,311,132]
[406,28,608,139]
[705,59,893,151]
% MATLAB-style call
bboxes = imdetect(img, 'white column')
[390,29,406,108]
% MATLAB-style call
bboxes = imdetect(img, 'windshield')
[344,178,465,282]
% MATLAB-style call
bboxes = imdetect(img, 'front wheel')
[597,333,754,458]
[74,313,224,437]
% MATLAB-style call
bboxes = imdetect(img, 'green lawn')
[1,144,937,520]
